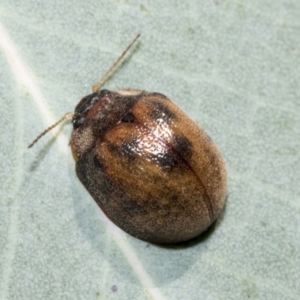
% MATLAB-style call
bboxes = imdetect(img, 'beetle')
[29,34,227,244]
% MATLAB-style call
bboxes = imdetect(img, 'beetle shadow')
[123,197,229,287]
[155,221,217,250]
[27,132,61,172]
[72,176,229,288]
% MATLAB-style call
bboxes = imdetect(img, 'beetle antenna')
[92,33,140,93]
[28,112,74,148]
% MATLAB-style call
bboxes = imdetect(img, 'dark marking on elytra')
[121,112,135,123]
[173,134,193,162]
[77,151,122,205]
[150,151,178,171]
[119,139,139,161]
[149,101,175,124]
[107,139,139,162]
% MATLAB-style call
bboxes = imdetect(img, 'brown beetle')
[29,35,227,244]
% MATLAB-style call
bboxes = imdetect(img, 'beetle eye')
[74,92,98,115]
[73,115,85,129]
